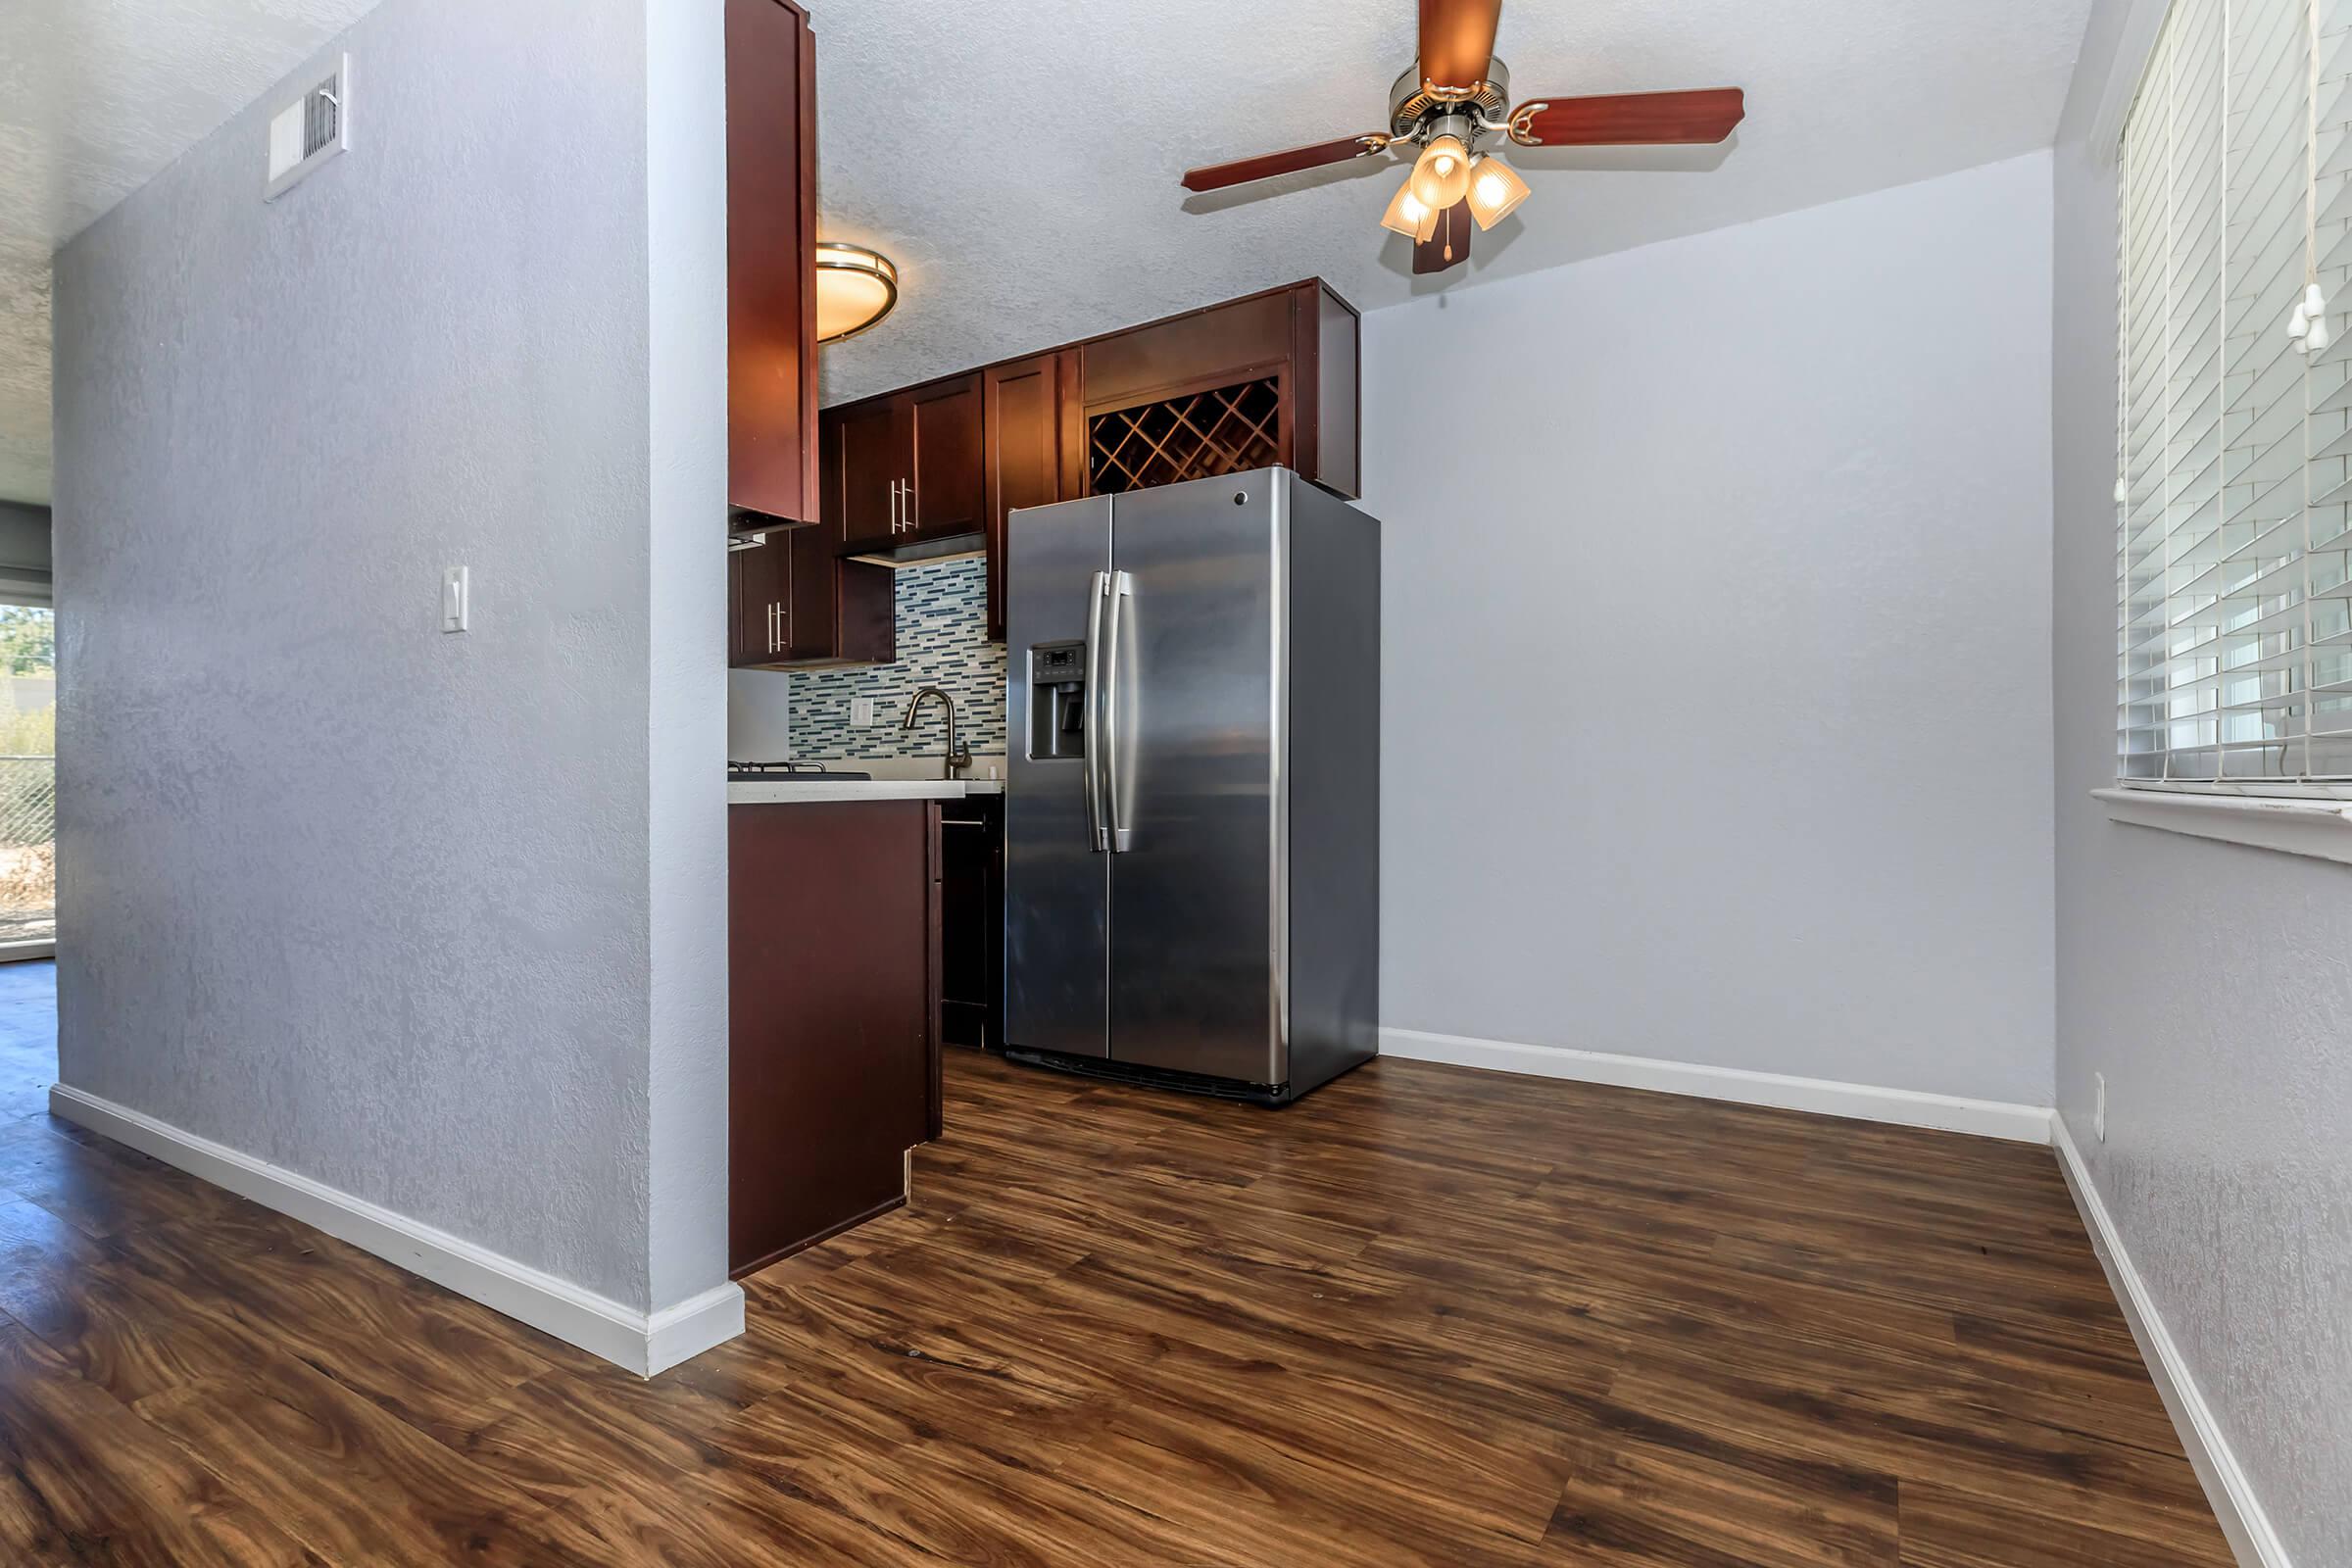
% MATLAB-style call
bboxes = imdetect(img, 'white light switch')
[852,697,875,727]
[442,566,469,633]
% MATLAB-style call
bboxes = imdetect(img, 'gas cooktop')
[727,760,873,782]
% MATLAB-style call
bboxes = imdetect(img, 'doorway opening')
[0,604,54,958]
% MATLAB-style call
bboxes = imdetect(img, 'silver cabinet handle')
[1082,569,1109,854]
[1102,570,1133,853]
[902,476,915,533]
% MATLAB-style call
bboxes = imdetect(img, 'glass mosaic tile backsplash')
[788,557,1008,760]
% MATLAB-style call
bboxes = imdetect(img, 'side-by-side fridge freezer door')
[1100,475,1282,1089]
[1004,496,1112,1059]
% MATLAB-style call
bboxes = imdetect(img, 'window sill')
[2094,787,2352,865]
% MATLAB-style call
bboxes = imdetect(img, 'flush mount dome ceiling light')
[1179,0,1745,276]
[814,241,900,343]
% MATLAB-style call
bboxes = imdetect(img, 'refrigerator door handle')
[1102,569,1135,853]
[1082,570,1110,853]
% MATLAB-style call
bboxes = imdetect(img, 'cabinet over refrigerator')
[1004,467,1379,1104]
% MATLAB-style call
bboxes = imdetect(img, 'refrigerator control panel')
[1029,644,1084,683]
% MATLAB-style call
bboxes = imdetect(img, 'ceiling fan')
[1179,0,1745,275]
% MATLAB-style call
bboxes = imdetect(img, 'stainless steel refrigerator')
[1003,467,1379,1104]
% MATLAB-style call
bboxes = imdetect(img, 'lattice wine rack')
[1087,376,1282,495]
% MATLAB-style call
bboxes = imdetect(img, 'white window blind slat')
[2115,0,2352,790]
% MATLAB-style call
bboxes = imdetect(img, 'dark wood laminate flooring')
[0,969,2228,1564]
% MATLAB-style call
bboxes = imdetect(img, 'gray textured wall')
[642,0,731,1312]
[2051,3,2352,1560]
[1364,152,2059,1106]
[51,0,729,1314]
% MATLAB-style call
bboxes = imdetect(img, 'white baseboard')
[1377,1027,2056,1144]
[2052,1115,2292,1568]
[47,1083,742,1378]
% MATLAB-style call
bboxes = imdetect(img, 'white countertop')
[729,778,1003,806]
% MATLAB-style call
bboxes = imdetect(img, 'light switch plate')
[852,697,875,727]
[2093,1072,2106,1143]
[442,566,469,633]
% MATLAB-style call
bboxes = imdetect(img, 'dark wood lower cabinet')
[729,801,942,1277]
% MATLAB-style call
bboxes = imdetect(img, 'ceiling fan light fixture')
[1464,155,1531,229]
[1168,0,1748,278]
[1380,175,1439,240]
[813,241,900,344]
[1408,133,1473,211]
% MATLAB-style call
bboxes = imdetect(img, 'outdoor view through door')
[0,605,54,950]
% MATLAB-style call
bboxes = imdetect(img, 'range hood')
[846,532,986,569]
[727,505,816,533]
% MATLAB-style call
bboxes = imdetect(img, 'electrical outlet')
[2094,1073,2107,1143]
[852,697,876,727]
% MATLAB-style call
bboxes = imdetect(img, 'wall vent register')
[267,55,350,201]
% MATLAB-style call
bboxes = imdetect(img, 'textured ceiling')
[810,0,2090,406]
[0,0,386,504]
[0,0,2094,501]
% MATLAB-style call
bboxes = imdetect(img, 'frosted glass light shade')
[1464,156,1531,230]
[814,242,900,343]
[1380,177,1440,241]
[1408,135,1471,211]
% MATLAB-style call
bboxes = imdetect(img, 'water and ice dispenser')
[1027,642,1088,760]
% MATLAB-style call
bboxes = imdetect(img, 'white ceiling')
[811,0,2090,406]
[0,0,387,504]
[0,0,2091,503]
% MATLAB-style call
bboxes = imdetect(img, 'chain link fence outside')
[0,756,55,943]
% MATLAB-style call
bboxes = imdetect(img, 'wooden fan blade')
[1413,200,1472,274]
[1181,134,1391,192]
[1419,0,1503,94]
[1509,87,1745,147]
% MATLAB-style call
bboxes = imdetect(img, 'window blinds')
[2119,0,2352,792]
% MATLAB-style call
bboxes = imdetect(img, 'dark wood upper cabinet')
[906,376,986,542]
[828,373,985,555]
[729,531,893,669]
[982,352,1082,642]
[724,0,819,531]
[1079,288,1294,410]
[1080,281,1359,501]
[826,397,902,544]
[820,279,1358,639]
[728,534,791,667]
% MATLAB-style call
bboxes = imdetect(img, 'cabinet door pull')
[903,475,915,533]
